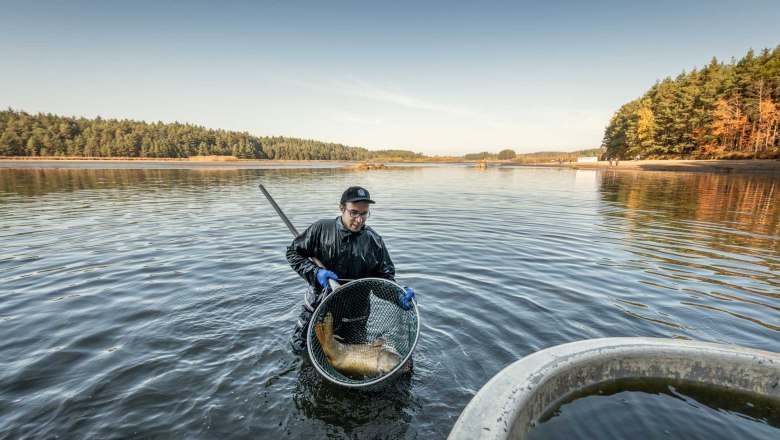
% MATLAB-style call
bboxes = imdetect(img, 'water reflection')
[291,361,417,438]
[599,171,779,247]
[597,171,780,338]
[529,378,780,439]
[2,165,779,438]
[0,168,360,200]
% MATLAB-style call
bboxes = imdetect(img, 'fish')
[314,312,401,377]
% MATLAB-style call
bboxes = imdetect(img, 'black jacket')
[286,216,396,293]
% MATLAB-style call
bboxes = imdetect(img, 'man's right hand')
[316,268,339,292]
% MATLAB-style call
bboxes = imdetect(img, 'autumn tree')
[602,45,780,159]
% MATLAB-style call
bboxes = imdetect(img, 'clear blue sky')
[1,0,778,155]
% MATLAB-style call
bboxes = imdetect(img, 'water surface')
[1,165,778,438]
[527,379,780,439]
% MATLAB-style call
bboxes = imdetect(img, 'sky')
[1,1,778,156]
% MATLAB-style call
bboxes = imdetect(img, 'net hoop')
[306,278,420,388]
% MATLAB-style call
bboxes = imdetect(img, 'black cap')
[340,186,375,204]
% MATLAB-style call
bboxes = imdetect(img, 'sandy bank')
[0,158,358,169]
[512,159,780,174]
[1,158,778,174]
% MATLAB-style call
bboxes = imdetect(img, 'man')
[286,186,415,353]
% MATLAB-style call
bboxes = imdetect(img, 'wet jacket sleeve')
[286,223,321,287]
[374,236,396,282]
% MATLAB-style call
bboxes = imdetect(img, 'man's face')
[340,201,371,232]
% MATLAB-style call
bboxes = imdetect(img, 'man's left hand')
[399,286,415,310]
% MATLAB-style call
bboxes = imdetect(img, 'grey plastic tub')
[449,337,780,439]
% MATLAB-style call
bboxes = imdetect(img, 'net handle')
[259,184,340,291]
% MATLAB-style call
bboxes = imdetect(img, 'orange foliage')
[710,98,748,153]
[752,100,780,153]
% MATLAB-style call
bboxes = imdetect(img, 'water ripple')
[0,166,778,438]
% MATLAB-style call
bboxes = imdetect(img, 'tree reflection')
[599,171,780,253]
[596,171,780,337]
[0,167,353,201]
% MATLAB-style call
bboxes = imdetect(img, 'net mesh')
[307,278,419,387]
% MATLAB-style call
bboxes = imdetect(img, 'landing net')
[306,278,420,388]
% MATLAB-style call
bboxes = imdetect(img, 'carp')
[314,312,401,377]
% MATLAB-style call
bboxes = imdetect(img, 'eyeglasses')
[346,209,370,220]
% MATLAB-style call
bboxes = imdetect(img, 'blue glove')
[399,286,415,310]
[316,268,339,292]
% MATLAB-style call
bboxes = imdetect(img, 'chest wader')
[290,282,371,352]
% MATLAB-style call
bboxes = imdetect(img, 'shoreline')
[517,159,780,174]
[0,157,778,174]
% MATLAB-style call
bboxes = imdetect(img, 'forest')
[0,109,422,161]
[602,46,780,160]
[4,45,778,162]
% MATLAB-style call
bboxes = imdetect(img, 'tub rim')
[448,337,780,439]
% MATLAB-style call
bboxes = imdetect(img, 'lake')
[1,164,778,438]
